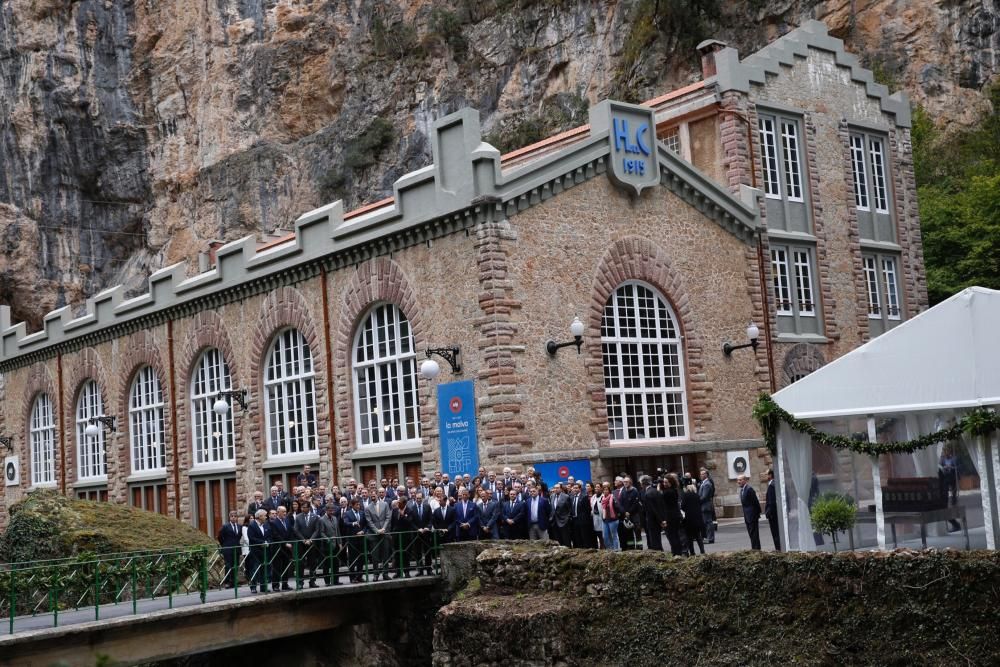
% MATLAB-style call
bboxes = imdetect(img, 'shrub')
[810,493,857,552]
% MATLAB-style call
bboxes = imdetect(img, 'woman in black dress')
[662,474,685,556]
[681,482,706,555]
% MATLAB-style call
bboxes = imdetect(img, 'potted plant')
[810,493,857,552]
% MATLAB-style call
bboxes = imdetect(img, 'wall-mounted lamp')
[723,322,760,356]
[213,389,248,415]
[420,347,461,379]
[546,316,585,356]
[0,435,13,454]
[85,416,116,438]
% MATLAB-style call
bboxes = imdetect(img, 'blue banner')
[534,459,593,488]
[438,380,479,478]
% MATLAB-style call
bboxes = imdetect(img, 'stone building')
[0,21,923,534]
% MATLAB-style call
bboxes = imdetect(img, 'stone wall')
[433,543,1000,666]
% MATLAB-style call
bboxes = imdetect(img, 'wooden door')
[158,485,169,516]
[404,461,421,486]
[195,480,208,534]
[360,465,377,485]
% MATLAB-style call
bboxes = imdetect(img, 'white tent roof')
[773,287,1000,419]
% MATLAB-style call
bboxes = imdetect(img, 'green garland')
[752,393,1000,457]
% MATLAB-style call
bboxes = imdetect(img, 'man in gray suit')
[293,504,322,588]
[549,483,572,547]
[364,487,392,580]
[699,468,716,543]
[316,504,342,585]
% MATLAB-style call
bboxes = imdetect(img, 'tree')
[810,493,857,552]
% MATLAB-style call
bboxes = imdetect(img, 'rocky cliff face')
[0,0,995,327]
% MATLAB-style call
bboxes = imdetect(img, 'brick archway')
[332,257,428,477]
[585,237,711,448]
[116,330,171,488]
[247,286,330,483]
[61,348,110,486]
[21,362,59,488]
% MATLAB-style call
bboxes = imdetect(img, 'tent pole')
[868,417,887,551]
[776,428,790,552]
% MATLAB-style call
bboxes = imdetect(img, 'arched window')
[191,348,235,467]
[29,393,56,486]
[76,381,107,480]
[600,282,688,442]
[264,329,317,458]
[352,303,420,447]
[129,366,166,474]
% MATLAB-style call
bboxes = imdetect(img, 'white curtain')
[780,422,814,551]
[960,429,995,549]
[905,413,944,478]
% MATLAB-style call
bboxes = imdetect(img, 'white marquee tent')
[772,287,1000,551]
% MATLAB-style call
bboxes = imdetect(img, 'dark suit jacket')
[549,493,571,528]
[452,500,480,539]
[433,504,456,540]
[525,496,550,531]
[740,484,762,522]
[408,500,433,529]
[293,512,320,541]
[680,489,704,529]
[643,487,669,527]
[618,486,641,517]
[247,521,270,560]
[246,501,265,517]
[263,496,285,512]
[764,481,778,520]
[569,494,592,531]
[341,508,365,536]
[217,521,242,549]
[269,516,293,544]
[480,499,500,536]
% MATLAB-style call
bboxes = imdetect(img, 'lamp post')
[723,322,760,356]
[546,316,585,356]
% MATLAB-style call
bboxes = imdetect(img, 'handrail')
[1,529,442,635]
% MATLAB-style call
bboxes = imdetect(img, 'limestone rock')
[0,489,215,563]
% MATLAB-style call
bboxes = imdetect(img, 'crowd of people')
[217,464,733,593]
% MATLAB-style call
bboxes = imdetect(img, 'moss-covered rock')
[0,490,214,563]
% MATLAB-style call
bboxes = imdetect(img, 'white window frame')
[850,135,870,211]
[190,348,235,468]
[264,328,318,460]
[662,126,681,154]
[352,303,421,448]
[29,393,56,487]
[781,121,804,201]
[771,247,793,315]
[882,256,901,320]
[76,380,107,481]
[793,249,816,317]
[129,366,166,475]
[863,255,882,319]
[869,137,889,213]
[758,117,781,198]
[600,281,688,444]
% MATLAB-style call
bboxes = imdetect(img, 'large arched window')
[29,393,56,486]
[129,366,166,474]
[353,303,420,447]
[76,380,107,480]
[191,348,235,467]
[264,329,317,458]
[600,282,688,442]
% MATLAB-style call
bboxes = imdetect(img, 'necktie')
[418,504,423,521]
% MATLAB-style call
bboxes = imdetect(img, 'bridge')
[0,531,452,666]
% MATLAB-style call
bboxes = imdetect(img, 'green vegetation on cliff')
[915,83,1000,303]
[0,490,214,564]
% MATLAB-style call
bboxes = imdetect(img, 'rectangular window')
[770,248,792,314]
[758,117,781,198]
[793,249,816,316]
[781,121,803,201]
[882,256,901,320]
[869,138,889,213]
[662,126,680,154]
[863,255,881,318]
[850,135,869,210]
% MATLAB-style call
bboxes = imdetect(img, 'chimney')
[697,39,727,79]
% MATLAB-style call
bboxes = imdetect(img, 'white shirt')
[530,497,539,522]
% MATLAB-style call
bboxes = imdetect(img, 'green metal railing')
[0,529,441,635]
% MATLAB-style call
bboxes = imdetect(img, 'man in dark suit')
[263,486,284,513]
[296,464,318,489]
[452,488,480,541]
[549,483,572,547]
[617,477,642,550]
[501,488,525,539]
[341,498,366,582]
[246,491,266,518]
[698,469,716,543]
[642,478,668,552]
[432,488,457,544]
[293,504,322,588]
[525,485,550,540]
[738,474,762,550]
[479,487,501,540]
[246,510,270,593]
[764,469,781,551]
[316,504,342,585]
[569,483,594,548]
[217,510,242,587]
[408,491,434,575]
[268,506,294,590]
